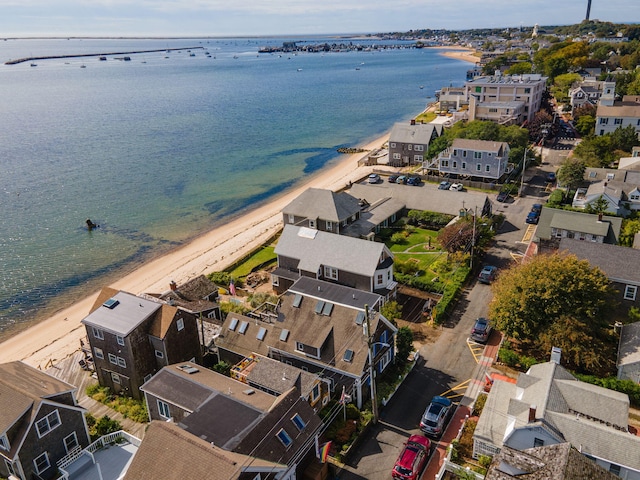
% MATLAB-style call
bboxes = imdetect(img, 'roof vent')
[177,364,199,374]
[243,389,255,395]
[102,298,119,309]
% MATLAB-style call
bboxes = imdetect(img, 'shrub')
[213,361,232,376]
[391,232,408,245]
[498,347,519,367]
[473,393,487,417]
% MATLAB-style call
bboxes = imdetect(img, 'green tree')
[212,361,231,376]
[575,115,595,136]
[489,253,614,372]
[437,219,474,253]
[506,62,532,75]
[395,326,414,363]
[557,157,585,192]
[584,195,611,215]
[381,301,403,326]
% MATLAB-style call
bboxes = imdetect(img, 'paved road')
[335,175,552,480]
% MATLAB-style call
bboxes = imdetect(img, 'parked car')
[420,396,454,438]
[496,191,510,202]
[407,176,421,186]
[388,174,399,183]
[368,173,381,184]
[526,211,540,224]
[546,172,556,183]
[470,317,492,343]
[438,181,451,190]
[478,265,497,284]
[449,183,463,191]
[392,435,431,480]
[397,175,408,184]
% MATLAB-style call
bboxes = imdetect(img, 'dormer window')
[0,434,8,451]
[176,318,184,331]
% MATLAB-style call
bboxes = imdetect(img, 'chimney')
[597,212,603,222]
[169,280,177,291]
[528,405,537,423]
[551,346,562,364]
[410,119,416,125]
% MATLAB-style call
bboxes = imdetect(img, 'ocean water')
[0,37,471,338]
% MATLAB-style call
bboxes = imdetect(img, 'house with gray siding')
[474,361,640,479]
[0,362,91,480]
[141,363,322,479]
[272,224,396,299]
[433,138,510,181]
[596,79,640,137]
[281,188,362,234]
[534,208,622,248]
[216,276,397,409]
[82,287,202,400]
[388,121,443,167]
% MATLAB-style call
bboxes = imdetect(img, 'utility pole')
[519,149,527,197]
[470,205,478,271]
[364,305,379,424]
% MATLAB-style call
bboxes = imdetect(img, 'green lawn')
[386,227,446,280]
[229,246,277,280]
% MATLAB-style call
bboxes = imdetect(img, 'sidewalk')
[422,405,472,480]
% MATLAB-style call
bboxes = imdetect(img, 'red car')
[392,434,431,480]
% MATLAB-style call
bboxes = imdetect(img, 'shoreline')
[431,45,480,65]
[0,134,391,368]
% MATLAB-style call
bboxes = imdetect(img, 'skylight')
[292,294,303,308]
[343,349,354,362]
[229,317,239,331]
[238,321,249,334]
[257,327,267,341]
[280,329,290,342]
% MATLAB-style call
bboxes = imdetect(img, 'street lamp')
[364,304,390,424]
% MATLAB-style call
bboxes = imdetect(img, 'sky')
[1,0,639,37]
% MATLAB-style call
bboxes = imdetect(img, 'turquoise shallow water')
[0,37,471,337]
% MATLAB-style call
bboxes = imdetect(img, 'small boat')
[123,56,131,61]
[80,64,86,68]
[99,56,107,61]
[297,68,302,71]
[30,62,37,67]
[419,85,424,89]
[189,53,195,57]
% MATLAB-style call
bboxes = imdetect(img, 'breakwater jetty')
[4,46,204,65]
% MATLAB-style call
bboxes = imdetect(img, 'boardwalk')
[46,351,147,440]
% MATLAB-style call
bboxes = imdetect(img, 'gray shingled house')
[388,120,443,167]
[474,361,640,479]
[216,276,397,409]
[81,287,202,400]
[0,362,91,480]
[434,138,510,181]
[272,224,396,299]
[281,187,362,234]
[140,363,322,479]
[534,207,623,249]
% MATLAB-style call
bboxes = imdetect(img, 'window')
[533,437,544,447]
[116,335,125,346]
[112,373,121,384]
[0,435,8,451]
[158,400,171,419]
[94,347,104,360]
[610,464,621,475]
[288,213,294,223]
[155,349,164,359]
[485,165,491,172]
[476,164,482,171]
[64,432,79,453]
[5,459,16,477]
[272,275,279,287]
[600,118,609,125]
[524,88,530,94]
[452,161,457,168]
[390,142,396,148]
[415,145,423,151]
[108,353,117,365]
[36,410,61,438]
[326,221,333,231]
[614,118,623,125]
[144,373,153,383]
[475,86,481,93]
[624,285,638,301]
[177,318,184,331]
[92,327,104,340]
[441,160,449,167]
[489,108,498,113]
[117,357,126,368]
[343,349,354,362]
[393,153,401,160]
[462,162,467,169]
[462,150,467,157]
[309,219,316,229]
[474,151,482,159]
[324,266,338,280]
[276,428,293,448]
[296,342,305,352]
[33,452,50,475]
[312,383,321,402]
[408,144,412,150]
[291,413,307,431]
[377,274,383,285]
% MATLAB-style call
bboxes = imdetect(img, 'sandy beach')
[0,135,391,368]
[433,45,481,64]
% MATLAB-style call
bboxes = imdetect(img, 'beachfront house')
[387,120,443,167]
[271,224,396,299]
[0,361,91,480]
[281,187,362,234]
[432,138,510,181]
[216,276,397,409]
[81,287,202,400]
[123,421,290,480]
[140,363,323,479]
[474,360,640,479]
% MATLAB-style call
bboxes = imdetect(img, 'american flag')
[229,279,236,296]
